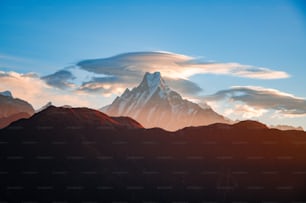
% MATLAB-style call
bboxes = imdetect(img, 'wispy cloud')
[0,53,33,62]
[166,78,203,95]
[205,86,306,118]
[0,71,112,109]
[77,51,290,80]
[71,51,289,97]
[42,70,76,89]
[0,51,293,111]
[77,76,126,97]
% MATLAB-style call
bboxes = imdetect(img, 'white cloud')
[0,71,113,109]
[205,86,306,118]
[0,51,293,113]
[77,51,290,80]
[224,104,268,119]
[69,51,290,98]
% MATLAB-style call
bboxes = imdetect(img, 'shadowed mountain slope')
[1,106,306,202]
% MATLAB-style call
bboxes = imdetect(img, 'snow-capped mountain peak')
[0,91,13,98]
[140,72,168,93]
[101,72,229,131]
[0,91,34,128]
[35,102,53,113]
[145,72,161,86]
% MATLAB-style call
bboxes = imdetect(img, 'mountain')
[0,90,13,97]
[0,91,34,128]
[101,72,229,131]
[11,105,143,129]
[1,109,306,202]
[35,101,53,113]
[233,120,268,129]
[270,124,304,131]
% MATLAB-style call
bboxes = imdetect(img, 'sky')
[0,0,306,129]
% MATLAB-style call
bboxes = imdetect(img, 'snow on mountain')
[35,102,74,113]
[101,72,229,131]
[0,91,13,98]
[35,101,53,113]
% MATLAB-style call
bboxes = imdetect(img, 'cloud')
[73,51,290,97]
[0,71,112,109]
[0,53,33,63]
[77,74,203,98]
[78,76,126,96]
[0,51,293,111]
[165,78,203,96]
[223,104,268,119]
[205,86,306,118]
[42,70,76,89]
[77,51,290,80]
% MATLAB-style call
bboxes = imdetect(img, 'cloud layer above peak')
[77,51,290,80]
[0,51,295,118]
[47,51,287,99]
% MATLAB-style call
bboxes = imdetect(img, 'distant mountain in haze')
[101,72,229,131]
[1,106,306,202]
[13,105,143,129]
[0,91,34,128]
[0,91,13,97]
[270,124,304,131]
[35,101,53,113]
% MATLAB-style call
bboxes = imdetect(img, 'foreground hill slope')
[11,105,143,129]
[1,106,306,202]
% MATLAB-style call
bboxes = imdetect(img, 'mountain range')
[1,105,306,202]
[101,72,229,131]
[1,72,302,131]
[13,105,143,129]
[0,91,34,128]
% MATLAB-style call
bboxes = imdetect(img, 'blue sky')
[0,0,306,128]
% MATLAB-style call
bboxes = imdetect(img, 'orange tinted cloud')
[0,71,112,109]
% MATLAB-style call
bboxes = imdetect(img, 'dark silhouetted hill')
[1,106,306,202]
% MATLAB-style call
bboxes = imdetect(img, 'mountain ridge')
[0,90,13,97]
[1,105,306,202]
[5,105,298,132]
[0,91,34,128]
[101,72,229,131]
[9,105,143,129]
